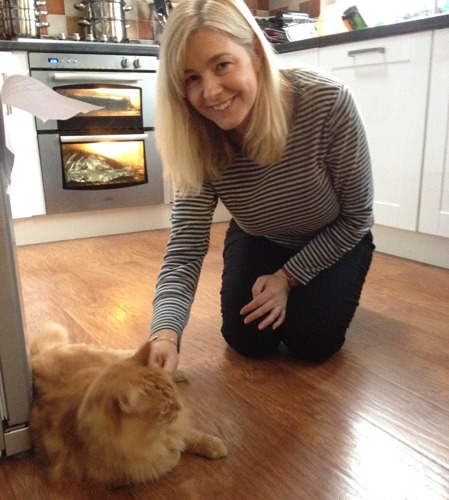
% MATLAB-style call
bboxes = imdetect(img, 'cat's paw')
[173,366,188,383]
[185,430,227,459]
[201,435,227,459]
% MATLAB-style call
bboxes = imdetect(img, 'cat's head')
[76,342,182,442]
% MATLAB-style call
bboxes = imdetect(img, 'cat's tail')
[29,321,70,356]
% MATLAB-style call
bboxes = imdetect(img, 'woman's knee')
[282,325,346,363]
[221,318,281,358]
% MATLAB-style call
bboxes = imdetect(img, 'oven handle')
[60,133,149,143]
[52,73,144,82]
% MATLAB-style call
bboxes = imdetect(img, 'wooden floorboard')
[1,222,449,499]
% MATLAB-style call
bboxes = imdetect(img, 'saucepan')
[78,17,130,42]
[74,1,132,20]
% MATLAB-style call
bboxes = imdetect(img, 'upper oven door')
[29,70,157,131]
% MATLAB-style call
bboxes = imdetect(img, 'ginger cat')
[29,322,227,488]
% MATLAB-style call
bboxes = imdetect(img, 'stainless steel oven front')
[28,52,164,214]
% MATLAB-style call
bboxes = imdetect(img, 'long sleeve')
[150,184,218,336]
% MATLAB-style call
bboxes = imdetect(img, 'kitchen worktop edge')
[276,13,449,53]
[0,39,159,56]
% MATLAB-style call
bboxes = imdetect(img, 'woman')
[148,0,375,375]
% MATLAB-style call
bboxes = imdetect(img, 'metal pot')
[74,1,131,17]
[4,8,47,18]
[78,17,129,42]
[91,1,130,18]
[75,0,132,42]
[1,0,42,7]
[0,0,48,38]
[1,14,48,37]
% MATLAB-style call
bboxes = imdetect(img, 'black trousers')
[220,220,375,363]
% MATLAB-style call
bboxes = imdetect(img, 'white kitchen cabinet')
[318,32,432,231]
[277,47,319,69]
[0,51,46,219]
[419,28,449,237]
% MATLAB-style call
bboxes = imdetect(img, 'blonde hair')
[155,0,289,195]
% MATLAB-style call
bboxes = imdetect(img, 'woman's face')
[183,28,262,139]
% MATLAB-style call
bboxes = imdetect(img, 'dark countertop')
[276,13,449,53]
[0,13,448,56]
[0,38,159,56]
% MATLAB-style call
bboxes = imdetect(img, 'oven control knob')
[133,58,141,69]
[121,58,129,68]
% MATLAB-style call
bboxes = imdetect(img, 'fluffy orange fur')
[29,322,227,488]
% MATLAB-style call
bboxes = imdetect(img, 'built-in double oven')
[29,51,164,214]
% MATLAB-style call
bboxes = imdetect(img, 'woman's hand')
[149,329,179,377]
[240,270,291,330]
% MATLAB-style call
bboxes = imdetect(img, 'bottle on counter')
[342,5,368,31]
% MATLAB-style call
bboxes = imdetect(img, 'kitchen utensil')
[0,0,49,38]
[75,0,132,42]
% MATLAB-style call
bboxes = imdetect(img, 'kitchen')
[0,0,448,268]
[0,0,447,498]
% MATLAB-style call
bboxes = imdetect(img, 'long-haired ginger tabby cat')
[29,322,226,488]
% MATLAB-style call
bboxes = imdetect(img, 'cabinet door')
[277,47,319,69]
[318,32,432,231]
[0,52,46,219]
[419,28,449,237]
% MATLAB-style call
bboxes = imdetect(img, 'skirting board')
[372,224,449,270]
[12,202,231,246]
[12,210,449,270]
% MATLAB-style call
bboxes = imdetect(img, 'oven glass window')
[56,84,141,118]
[55,84,144,130]
[61,140,148,189]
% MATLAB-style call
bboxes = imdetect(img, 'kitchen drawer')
[318,34,420,68]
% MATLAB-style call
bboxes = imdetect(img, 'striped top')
[150,68,374,337]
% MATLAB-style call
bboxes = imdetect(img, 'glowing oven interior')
[61,140,147,189]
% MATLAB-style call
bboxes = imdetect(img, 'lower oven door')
[37,131,164,214]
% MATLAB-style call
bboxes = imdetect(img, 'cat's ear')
[117,388,140,414]
[131,342,151,366]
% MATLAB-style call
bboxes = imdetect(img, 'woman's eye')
[216,61,231,72]
[185,74,198,85]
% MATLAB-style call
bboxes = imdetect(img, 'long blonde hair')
[155,0,289,195]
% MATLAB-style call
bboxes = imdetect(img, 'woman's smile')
[212,98,234,112]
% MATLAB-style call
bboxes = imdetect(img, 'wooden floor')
[2,222,449,499]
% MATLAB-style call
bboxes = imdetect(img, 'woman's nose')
[202,73,221,100]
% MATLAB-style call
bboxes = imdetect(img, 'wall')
[40,0,320,41]
[266,0,320,17]
[320,0,445,26]
[318,0,446,36]
[42,0,155,41]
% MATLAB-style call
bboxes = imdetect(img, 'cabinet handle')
[348,47,386,57]
[2,73,12,115]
